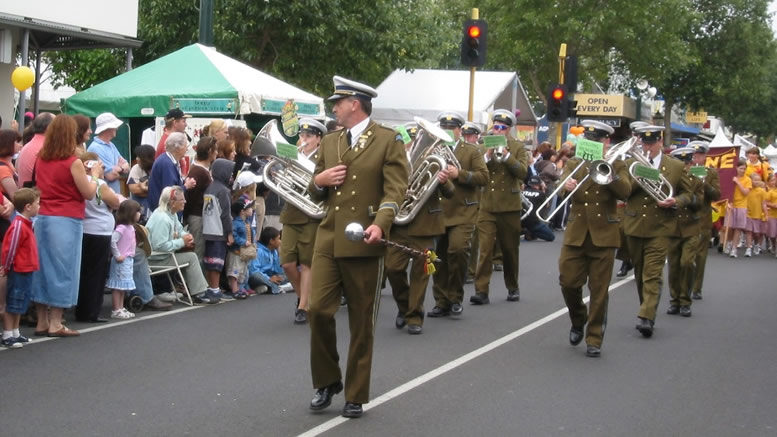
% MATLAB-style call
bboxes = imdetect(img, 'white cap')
[94,112,123,134]
[328,75,378,101]
[233,170,263,190]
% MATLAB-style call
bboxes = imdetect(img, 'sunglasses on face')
[493,124,509,131]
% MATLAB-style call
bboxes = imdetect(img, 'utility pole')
[199,0,214,46]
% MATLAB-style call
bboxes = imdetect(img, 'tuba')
[395,117,461,225]
[254,120,327,220]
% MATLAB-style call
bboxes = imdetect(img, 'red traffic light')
[552,87,565,100]
[468,25,481,38]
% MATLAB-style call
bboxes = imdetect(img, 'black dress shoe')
[616,261,632,277]
[310,381,343,411]
[450,303,463,315]
[342,402,363,418]
[493,263,503,271]
[585,345,601,357]
[666,305,680,315]
[395,312,407,329]
[691,292,702,300]
[569,328,584,346]
[469,292,490,305]
[294,309,308,325]
[679,305,692,317]
[407,324,422,335]
[636,317,654,338]
[427,306,450,318]
[506,290,520,302]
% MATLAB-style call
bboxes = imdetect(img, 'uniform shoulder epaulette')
[323,128,343,138]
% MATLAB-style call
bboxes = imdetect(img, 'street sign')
[686,111,708,124]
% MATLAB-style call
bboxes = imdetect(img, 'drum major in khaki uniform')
[666,146,704,317]
[472,109,529,304]
[429,112,489,317]
[624,125,697,338]
[280,118,326,325]
[689,141,720,300]
[307,76,409,419]
[558,120,631,358]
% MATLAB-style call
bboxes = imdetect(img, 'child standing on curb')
[1,188,40,348]
[107,200,142,319]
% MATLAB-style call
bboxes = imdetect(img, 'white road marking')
[297,275,635,437]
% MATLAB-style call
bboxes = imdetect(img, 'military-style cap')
[462,122,482,136]
[492,109,517,127]
[629,121,650,131]
[635,125,665,142]
[437,111,465,128]
[581,120,614,140]
[688,140,710,154]
[404,122,419,138]
[298,118,327,136]
[328,75,378,101]
[670,146,695,162]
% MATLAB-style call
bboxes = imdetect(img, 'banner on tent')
[172,98,238,115]
[261,98,321,117]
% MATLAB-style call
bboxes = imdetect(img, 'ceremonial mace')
[344,222,440,267]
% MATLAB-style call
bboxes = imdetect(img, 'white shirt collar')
[647,150,662,169]
[348,117,371,146]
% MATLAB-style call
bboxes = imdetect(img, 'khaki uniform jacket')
[698,167,721,231]
[404,179,455,237]
[562,157,631,248]
[441,141,489,227]
[623,155,697,238]
[308,122,409,258]
[481,138,529,213]
[280,149,322,225]
[675,171,704,238]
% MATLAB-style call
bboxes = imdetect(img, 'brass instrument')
[494,146,509,163]
[627,144,674,202]
[395,117,460,225]
[536,137,638,223]
[520,192,533,220]
[254,119,327,220]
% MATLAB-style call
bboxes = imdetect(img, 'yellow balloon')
[11,66,35,91]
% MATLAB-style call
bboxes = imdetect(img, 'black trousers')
[75,233,112,321]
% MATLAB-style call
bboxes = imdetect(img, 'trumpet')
[395,117,460,225]
[494,146,509,163]
[536,137,637,223]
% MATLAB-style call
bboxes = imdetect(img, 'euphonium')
[254,119,327,220]
[395,117,460,225]
[628,144,674,202]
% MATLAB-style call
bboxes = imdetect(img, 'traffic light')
[547,84,569,122]
[460,19,488,67]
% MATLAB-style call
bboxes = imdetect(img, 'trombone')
[536,137,637,223]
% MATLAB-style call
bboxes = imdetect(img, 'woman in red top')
[0,130,20,323]
[30,115,99,337]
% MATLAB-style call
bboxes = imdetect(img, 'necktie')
[346,131,352,146]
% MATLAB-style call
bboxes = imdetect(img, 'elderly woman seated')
[146,186,214,303]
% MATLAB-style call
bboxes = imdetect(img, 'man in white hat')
[307,75,409,419]
[688,141,720,300]
[87,112,129,193]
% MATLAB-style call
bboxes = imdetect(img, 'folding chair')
[148,252,193,306]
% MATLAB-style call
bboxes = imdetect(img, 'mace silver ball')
[345,222,365,241]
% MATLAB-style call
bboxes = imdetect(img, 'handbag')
[238,244,257,261]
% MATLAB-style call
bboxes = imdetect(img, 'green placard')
[172,98,237,114]
[575,138,604,161]
[482,135,507,149]
[262,99,320,116]
[690,166,708,179]
[276,142,298,160]
[396,126,412,144]
[444,130,456,147]
[633,164,661,181]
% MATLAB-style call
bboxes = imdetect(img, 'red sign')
[705,146,740,200]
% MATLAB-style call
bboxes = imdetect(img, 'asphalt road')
[1,234,775,436]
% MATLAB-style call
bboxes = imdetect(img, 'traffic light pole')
[467,8,478,122]
[555,43,566,150]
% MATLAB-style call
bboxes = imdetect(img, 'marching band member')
[666,147,704,317]
[386,128,455,335]
[689,141,720,300]
[472,109,528,305]
[624,125,696,338]
[428,112,488,317]
[616,121,649,277]
[280,118,326,324]
[462,122,483,284]
[558,120,630,357]
[307,76,409,418]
